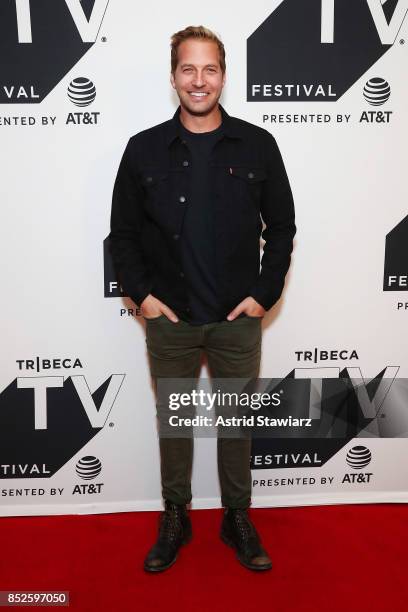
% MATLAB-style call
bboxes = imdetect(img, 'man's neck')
[179,104,222,133]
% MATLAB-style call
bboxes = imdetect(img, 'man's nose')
[192,72,206,87]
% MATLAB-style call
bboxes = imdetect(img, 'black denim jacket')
[109,104,296,318]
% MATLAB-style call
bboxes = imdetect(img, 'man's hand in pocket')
[227,296,266,321]
[140,294,179,323]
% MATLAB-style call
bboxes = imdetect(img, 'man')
[109,25,296,572]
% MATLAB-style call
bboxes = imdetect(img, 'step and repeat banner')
[1,0,407,516]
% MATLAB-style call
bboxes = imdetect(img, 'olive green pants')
[145,314,262,509]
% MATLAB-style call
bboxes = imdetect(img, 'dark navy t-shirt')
[178,120,225,325]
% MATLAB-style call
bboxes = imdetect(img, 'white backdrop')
[1,0,407,516]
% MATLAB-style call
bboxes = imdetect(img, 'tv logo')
[14,0,109,43]
[0,373,123,479]
[321,0,408,44]
[1,0,110,104]
[247,0,407,102]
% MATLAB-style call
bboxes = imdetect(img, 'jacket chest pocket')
[226,166,266,210]
[140,168,169,207]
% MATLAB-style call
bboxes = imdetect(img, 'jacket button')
[186,307,191,312]
[179,271,185,278]
[179,195,186,203]
[248,172,254,179]
[173,233,180,240]
[182,160,189,167]
[147,176,153,182]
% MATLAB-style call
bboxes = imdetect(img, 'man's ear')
[170,72,175,89]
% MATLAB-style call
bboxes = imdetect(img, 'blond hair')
[170,25,226,74]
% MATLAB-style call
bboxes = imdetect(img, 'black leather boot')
[220,507,272,571]
[143,500,192,572]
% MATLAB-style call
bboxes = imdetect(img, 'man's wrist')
[248,290,276,312]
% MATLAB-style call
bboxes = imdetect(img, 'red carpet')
[1,504,407,611]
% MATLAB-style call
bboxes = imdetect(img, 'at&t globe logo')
[342,445,373,484]
[363,77,391,105]
[75,455,102,480]
[346,446,372,469]
[67,77,96,106]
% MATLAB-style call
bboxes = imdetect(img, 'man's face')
[170,38,225,117]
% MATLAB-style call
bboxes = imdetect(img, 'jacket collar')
[165,103,242,147]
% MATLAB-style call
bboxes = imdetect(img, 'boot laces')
[158,508,183,543]
[233,510,257,543]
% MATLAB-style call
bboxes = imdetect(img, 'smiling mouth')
[188,92,209,98]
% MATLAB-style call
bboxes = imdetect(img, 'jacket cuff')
[130,283,153,308]
[248,285,281,312]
